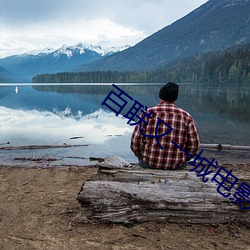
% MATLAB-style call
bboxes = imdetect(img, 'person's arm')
[130,123,143,158]
[185,119,200,160]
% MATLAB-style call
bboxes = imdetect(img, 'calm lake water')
[0,83,249,167]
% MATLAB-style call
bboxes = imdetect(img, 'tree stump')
[76,159,250,225]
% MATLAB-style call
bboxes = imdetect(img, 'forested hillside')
[75,0,250,72]
[33,43,250,85]
[151,43,250,84]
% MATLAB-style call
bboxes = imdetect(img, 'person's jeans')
[138,158,188,170]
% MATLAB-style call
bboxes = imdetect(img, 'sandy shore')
[0,165,250,250]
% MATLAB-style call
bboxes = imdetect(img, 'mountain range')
[0,66,23,83]
[0,44,129,82]
[75,0,250,72]
[0,0,249,82]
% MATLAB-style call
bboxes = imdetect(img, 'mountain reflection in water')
[0,83,249,166]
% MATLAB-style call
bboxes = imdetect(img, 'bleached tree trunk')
[77,159,250,225]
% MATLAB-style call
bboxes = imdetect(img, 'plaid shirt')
[130,101,200,170]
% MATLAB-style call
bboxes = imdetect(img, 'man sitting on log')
[130,82,200,170]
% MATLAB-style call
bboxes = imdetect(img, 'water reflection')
[0,83,249,166]
[0,107,132,145]
[33,83,250,122]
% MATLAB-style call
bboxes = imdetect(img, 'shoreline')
[0,164,250,249]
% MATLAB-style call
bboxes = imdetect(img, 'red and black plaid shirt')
[130,101,200,169]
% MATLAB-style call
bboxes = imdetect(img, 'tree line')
[32,43,250,85]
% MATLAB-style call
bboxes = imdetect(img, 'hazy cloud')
[0,107,132,145]
[0,0,208,57]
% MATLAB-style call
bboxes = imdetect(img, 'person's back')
[130,82,200,170]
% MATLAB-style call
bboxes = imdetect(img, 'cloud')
[0,0,72,25]
[0,0,208,57]
[0,107,132,145]
[0,0,207,31]
[0,18,145,57]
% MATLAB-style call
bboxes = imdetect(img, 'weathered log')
[14,157,57,162]
[96,155,132,168]
[200,143,250,151]
[77,163,250,225]
[0,144,88,150]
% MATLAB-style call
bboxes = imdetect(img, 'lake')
[0,83,249,167]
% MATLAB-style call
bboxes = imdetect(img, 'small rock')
[67,222,73,231]
[121,221,135,228]
[61,207,73,214]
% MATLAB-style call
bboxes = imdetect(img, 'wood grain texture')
[77,165,250,225]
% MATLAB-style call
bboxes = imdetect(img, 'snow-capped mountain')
[0,43,130,81]
[51,43,130,58]
[29,43,130,58]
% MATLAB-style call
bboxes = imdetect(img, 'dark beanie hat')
[159,82,179,102]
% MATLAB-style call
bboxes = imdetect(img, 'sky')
[0,0,208,58]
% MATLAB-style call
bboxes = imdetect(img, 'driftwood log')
[76,157,250,225]
[200,143,250,151]
[0,144,88,151]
